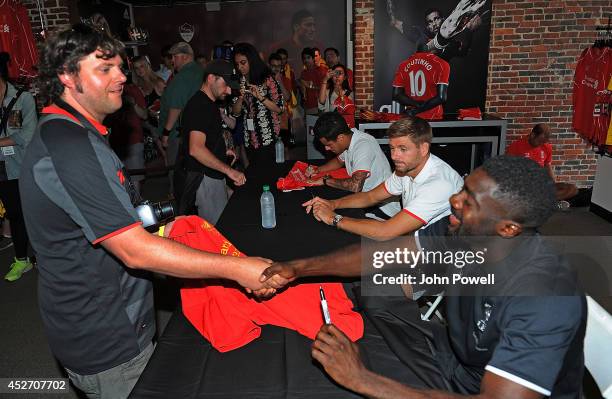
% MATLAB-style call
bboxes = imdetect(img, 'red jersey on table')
[173,216,364,352]
[277,161,350,191]
[506,135,552,168]
[572,47,612,142]
[392,52,450,120]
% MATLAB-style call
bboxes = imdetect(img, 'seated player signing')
[261,155,585,399]
[303,117,463,240]
[305,112,401,219]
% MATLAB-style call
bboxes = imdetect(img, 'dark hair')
[292,9,313,31]
[313,47,321,55]
[324,47,339,57]
[276,48,288,57]
[233,42,272,85]
[532,123,551,137]
[424,8,442,18]
[37,23,125,104]
[0,52,9,81]
[387,117,432,146]
[481,156,555,228]
[301,47,315,59]
[268,53,282,63]
[326,63,352,95]
[313,112,350,141]
[161,44,172,58]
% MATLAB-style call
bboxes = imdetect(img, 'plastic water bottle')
[275,136,285,163]
[260,185,276,229]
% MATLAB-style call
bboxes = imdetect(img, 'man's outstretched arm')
[260,235,419,289]
[311,203,424,241]
[309,171,369,193]
[303,182,393,214]
[260,243,363,289]
[102,225,271,291]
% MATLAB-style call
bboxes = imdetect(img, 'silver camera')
[135,201,176,230]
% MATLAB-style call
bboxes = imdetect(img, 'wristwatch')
[322,174,331,186]
[332,214,344,228]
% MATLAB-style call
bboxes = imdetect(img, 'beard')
[393,161,418,176]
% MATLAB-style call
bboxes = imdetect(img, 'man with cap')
[158,41,204,189]
[175,59,245,224]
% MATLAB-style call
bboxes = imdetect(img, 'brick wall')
[354,0,375,110]
[21,0,71,36]
[21,0,607,185]
[486,0,608,186]
[353,0,608,186]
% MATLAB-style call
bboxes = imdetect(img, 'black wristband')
[323,174,331,186]
[162,128,171,137]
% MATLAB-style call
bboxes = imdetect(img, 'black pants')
[173,168,204,216]
[0,179,29,259]
[344,282,463,393]
[246,145,275,169]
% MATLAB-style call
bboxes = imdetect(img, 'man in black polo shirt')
[174,59,245,223]
[260,156,585,399]
[19,24,273,399]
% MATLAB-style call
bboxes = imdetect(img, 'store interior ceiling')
[114,0,269,6]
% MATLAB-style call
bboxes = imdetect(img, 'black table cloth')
[130,161,427,398]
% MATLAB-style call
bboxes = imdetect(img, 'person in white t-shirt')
[305,112,401,218]
[304,116,463,240]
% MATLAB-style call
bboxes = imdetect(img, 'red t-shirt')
[506,135,552,168]
[300,65,328,110]
[392,52,450,120]
[333,94,355,128]
[346,68,354,90]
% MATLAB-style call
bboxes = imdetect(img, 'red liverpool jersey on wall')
[392,52,450,120]
[0,0,38,79]
[572,46,611,144]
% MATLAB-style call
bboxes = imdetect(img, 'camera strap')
[52,98,143,205]
[53,98,102,135]
[0,88,24,137]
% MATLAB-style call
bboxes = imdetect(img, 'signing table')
[129,161,421,399]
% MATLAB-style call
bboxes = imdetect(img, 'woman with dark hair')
[0,52,37,281]
[318,63,355,128]
[232,42,284,165]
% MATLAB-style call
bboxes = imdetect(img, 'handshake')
[239,258,303,299]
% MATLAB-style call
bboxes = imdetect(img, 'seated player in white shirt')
[304,117,463,241]
[305,112,401,219]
